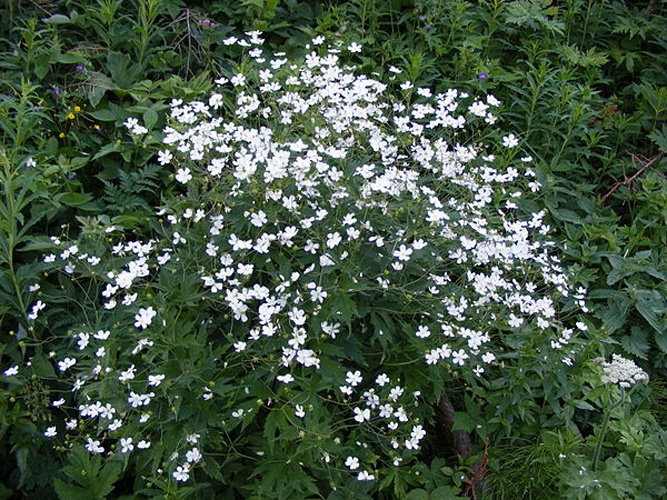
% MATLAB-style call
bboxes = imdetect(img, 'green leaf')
[54,53,87,64]
[143,108,159,129]
[431,486,466,499]
[405,489,429,500]
[88,108,121,122]
[92,141,123,161]
[648,125,667,153]
[620,327,650,360]
[600,298,631,332]
[107,52,143,90]
[574,400,596,411]
[655,333,667,354]
[54,449,122,500]
[55,192,94,207]
[635,290,666,335]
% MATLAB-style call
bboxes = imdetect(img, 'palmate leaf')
[53,449,122,500]
[250,458,320,499]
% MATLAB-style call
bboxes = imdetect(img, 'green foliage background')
[1,0,666,498]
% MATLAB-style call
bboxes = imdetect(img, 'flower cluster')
[3,33,589,493]
[598,354,649,388]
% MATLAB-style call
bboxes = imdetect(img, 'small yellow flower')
[73,105,81,112]
[67,112,75,120]
[93,124,100,130]
[59,132,66,138]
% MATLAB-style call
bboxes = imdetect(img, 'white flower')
[137,440,151,449]
[3,365,18,376]
[120,437,134,453]
[186,447,202,463]
[173,463,190,482]
[415,325,431,338]
[44,426,57,438]
[353,407,371,423]
[118,364,136,382]
[134,307,157,329]
[175,167,192,184]
[482,352,496,363]
[231,73,246,87]
[85,438,104,454]
[250,210,268,227]
[347,42,362,53]
[326,232,342,248]
[148,374,165,386]
[28,300,46,320]
[346,370,363,387]
[276,374,294,384]
[357,470,375,481]
[58,357,77,371]
[393,243,414,261]
[94,330,111,340]
[411,424,426,441]
[502,134,519,148]
[295,404,306,418]
[157,150,173,165]
[345,456,360,470]
[452,349,469,366]
[108,419,122,431]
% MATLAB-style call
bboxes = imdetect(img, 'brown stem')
[598,152,663,205]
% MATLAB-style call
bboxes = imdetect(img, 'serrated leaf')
[648,125,667,153]
[655,333,667,353]
[600,298,631,332]
[143,108,159,129]
[620,327,650,359]
[635,290,666,334]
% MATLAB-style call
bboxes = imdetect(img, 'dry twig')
[598,152,663,205]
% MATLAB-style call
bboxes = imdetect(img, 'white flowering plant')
[3,34,592,497]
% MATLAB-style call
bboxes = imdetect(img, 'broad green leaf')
[600,298,632,332]
[620,327,650,360]
[405,489,429,500]
[655,333,667,354]
[143,108,159,129]
[55,192,94,207]
[635,290,666,334]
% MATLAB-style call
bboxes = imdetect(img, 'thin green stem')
[1,152,28,320]
[591,386,627,471]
